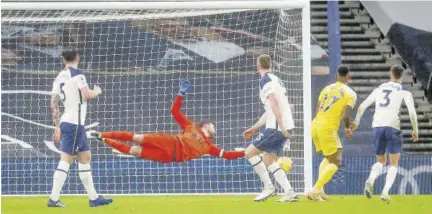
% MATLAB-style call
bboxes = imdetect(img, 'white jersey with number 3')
[259,72,295,131]
[354,81,418,132]
[51,67,88,125]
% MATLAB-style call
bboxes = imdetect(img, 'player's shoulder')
[65,67,84,77]
[321,83,335,92]
[341,84,357,98]
[260,72,274,89]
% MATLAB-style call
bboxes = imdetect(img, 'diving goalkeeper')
[92,80,245,163]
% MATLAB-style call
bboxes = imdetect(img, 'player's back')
[178,123,212,161]
[313,82,357,129]
[53,67,88,125]
[259,73,295,130]
[371,81,411,130]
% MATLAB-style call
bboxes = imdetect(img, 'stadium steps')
[311,0,432,154]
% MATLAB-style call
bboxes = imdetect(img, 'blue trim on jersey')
[260,73,271,89]
[402,84,409,91]
[68,67,82,77]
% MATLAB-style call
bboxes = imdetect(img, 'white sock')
[366,162,383,185]
[382,166,398,195]
[268,162,293,194]
[248,155,273,188]
[49,161,70,201]
[78,163,99,200]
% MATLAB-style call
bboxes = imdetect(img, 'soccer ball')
[277,157,293,173]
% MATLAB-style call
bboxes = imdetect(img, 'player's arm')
[171,80,192,128]
[404,92,419,141]
[75,74,101,100]
[342,93,357,139]
[252,112,267,130]
[352,89,376,130]
[208,144,245,160]
[243,112,266,140]
[50,79,62,141]
[267,93,288,135]
[51,79,61,128]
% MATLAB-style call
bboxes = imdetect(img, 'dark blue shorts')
[252,129,293,155]
[60,122,89,155]
[373,127,403,155]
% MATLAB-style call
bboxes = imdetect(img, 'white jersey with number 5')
[51,67,88,125]
[354,81,418,132]
[259,72,295,131]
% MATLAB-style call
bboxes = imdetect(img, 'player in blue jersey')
[48,47,112,207]
[351,65,419,202]
[243,54,297,202]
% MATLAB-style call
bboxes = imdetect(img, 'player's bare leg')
[245,145,275,202]
[364,155,386,199]
[381,153,399,203]
[263,152,297,202]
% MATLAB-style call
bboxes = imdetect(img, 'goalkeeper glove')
[178,80,191,96]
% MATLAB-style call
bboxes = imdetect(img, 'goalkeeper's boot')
[277,191,298,202]
[253,185,276,202]
[89,195,113,207]
[47,199,66,208]
[364,182,373,199]
[380,194,391,203]
[89,131,103,141]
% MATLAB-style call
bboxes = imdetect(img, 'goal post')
[1,0,311,195]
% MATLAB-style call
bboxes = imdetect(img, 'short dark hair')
[257,54,271,70]
[390,65,404,79]
[62,47,79,62]
[197,120,213,128]
[337,65,350,77]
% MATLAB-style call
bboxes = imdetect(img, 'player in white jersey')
[351,65,419,202]
[48,47,112,208]
[243,54,297,202]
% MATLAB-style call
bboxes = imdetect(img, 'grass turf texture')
[2,195,431,214]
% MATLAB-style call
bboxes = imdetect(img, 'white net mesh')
[1,8,306,195]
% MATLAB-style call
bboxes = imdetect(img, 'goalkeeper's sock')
[318,158,329,177]
[104,139,132,154]
[101,131,134,141]
[268,162,293,193]
[382,166,397,195]
[49,161,70,201]
[248,155,273,188]
[78,163,99,200]
[313,163,338,190]
[366,162,383,185]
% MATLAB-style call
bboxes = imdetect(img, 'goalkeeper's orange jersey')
[177,122,213,162]
[171,95,243,162]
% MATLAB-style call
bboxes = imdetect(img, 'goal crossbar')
[1,1,307,10]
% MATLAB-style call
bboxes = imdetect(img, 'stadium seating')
[311,1,432,155]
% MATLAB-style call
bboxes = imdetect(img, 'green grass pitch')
[2,195,431,214]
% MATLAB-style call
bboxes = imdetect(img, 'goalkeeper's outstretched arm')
[171,80,192,128]
[209,144,245,160]
[171,95,190,128]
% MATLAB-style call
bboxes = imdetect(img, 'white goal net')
[1,1,311,195]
